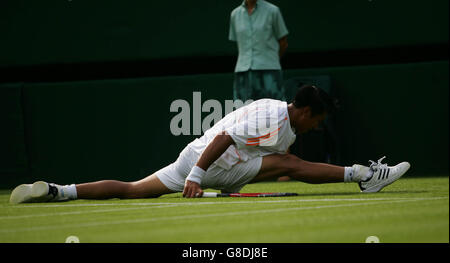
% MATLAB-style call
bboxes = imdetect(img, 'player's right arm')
[183,131,235,198]
[196,131,235,172]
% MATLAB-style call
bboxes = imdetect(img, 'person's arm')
[278,36,288,58]
[183,131,235,198]
[272,6,288,59]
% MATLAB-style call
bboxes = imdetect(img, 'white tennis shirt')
[187,99,297,170]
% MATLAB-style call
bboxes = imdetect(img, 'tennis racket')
[202,192,298,197]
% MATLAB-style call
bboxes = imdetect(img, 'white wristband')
[186,166,206,185]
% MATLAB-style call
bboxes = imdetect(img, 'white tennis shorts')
[155,145,262,193]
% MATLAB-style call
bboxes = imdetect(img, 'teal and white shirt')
[229,0,289,73]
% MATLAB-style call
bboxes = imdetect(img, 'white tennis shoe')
[353,156,410,193]
[9,181,67,204]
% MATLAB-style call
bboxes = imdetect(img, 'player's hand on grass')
[183,180,204,198]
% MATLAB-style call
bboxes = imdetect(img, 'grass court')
[0,176,448,243]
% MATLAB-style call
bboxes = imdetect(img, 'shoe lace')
[368,156,388,172]
[48,183,58,198]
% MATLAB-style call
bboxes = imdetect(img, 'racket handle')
[202,192,218,198]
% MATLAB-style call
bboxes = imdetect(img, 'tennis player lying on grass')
[10,85,410,204]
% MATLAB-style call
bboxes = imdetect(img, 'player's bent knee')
[262,154,303,175]
[281,153,301,165]
[282,153,302,163]
[281,154,306,175]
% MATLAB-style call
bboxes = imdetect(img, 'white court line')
[0,204,179,220]
[1,197,448,234]
[2,197,447,221]
[6,196,448,209]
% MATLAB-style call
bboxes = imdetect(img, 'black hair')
[292,84,339,116]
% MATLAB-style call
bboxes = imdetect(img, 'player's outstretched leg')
[9,174,174,204]
[252,154,410,193]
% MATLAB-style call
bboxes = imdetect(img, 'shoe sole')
[9,181,49,204]
[362,162,411,193]
[9,184,32,204]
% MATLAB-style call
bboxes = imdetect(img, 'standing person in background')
[229,0,289,102]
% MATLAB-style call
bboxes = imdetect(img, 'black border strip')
[0,243,448,262]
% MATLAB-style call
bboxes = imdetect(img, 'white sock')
[61,184,78,200]
[344,167,354,183]
[362,169,374,181]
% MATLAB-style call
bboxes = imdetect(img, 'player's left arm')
[183,131,235,198]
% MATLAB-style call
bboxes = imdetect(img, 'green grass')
[0,176,448,243]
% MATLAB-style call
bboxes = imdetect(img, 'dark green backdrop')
[1,0,448,66]
[0,0,448,188]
